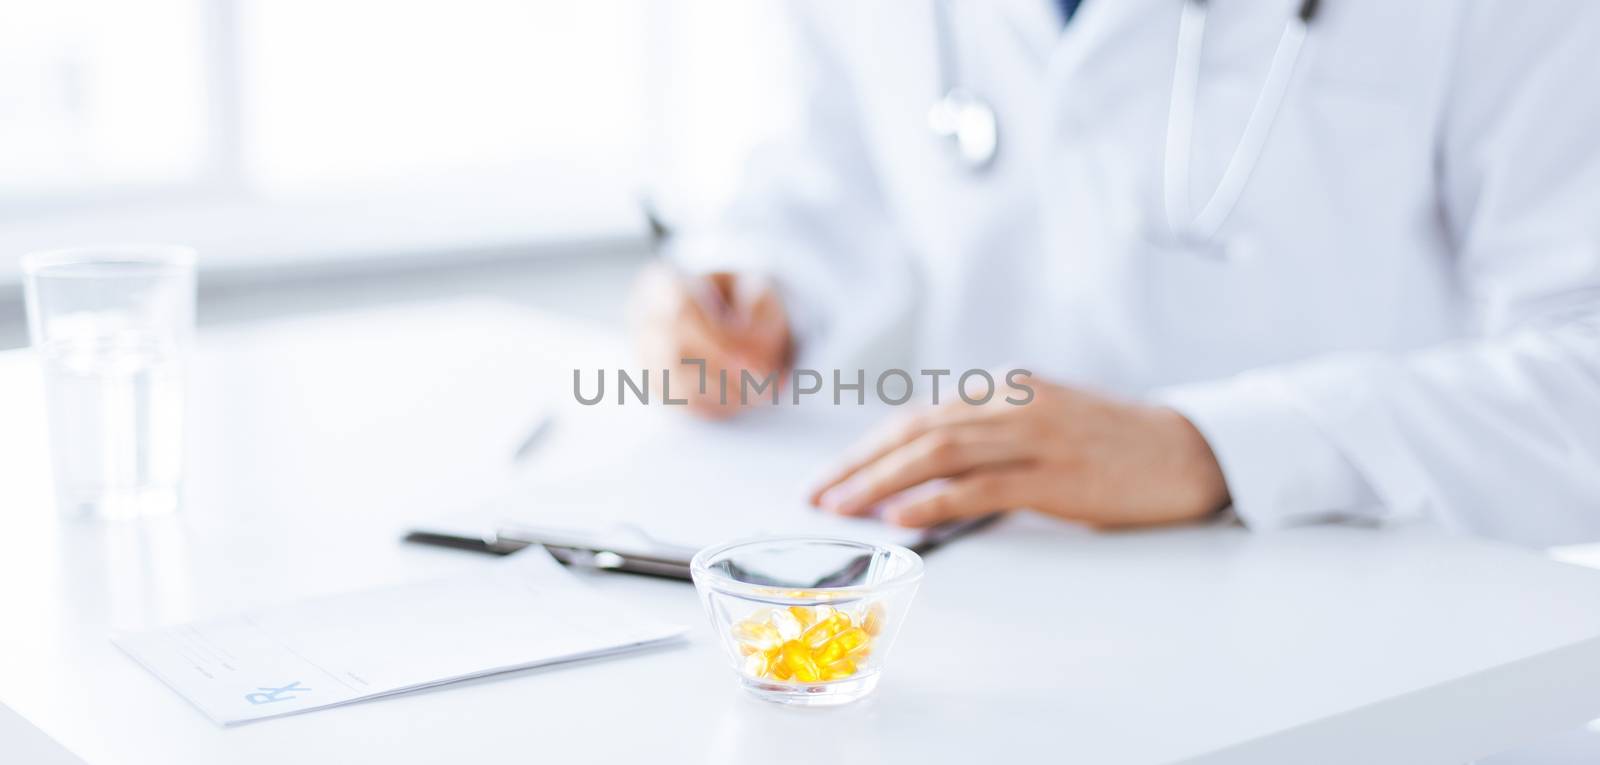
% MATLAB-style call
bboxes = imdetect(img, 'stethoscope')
[929,0,1322,247]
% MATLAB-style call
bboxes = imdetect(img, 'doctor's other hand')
[629,264,793,420]
[808,381,1229,529]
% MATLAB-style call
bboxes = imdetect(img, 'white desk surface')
[3,299,1600,765]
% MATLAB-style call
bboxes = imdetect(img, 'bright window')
[238,0,648,198]
[0,0,650,212]
[0,0,211,202]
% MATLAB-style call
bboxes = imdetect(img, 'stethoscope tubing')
[1163,0,1313,244]
[930,0,1322,247]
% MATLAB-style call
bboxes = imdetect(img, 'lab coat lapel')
[1043,0,1174,100]
[987,0,1063,68]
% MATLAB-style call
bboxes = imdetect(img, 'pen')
[640,197,747,329]
[510,415,554,464]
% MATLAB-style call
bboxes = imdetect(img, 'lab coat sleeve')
[663,3,910,364]
[1157,1,1600,547]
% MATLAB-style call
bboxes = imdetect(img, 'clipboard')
[403,403,1001,581]
[405,514,1000,581]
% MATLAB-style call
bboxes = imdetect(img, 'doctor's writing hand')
[808,381,1229,529]
[629,265,793,420]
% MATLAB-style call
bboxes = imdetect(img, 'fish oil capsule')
[732,614,780,652]
[769,608,803,640]
[788,605,818,629]
[769,653,793,681]
[780,640,821,682]
[742,648,771,678]
[860,602,886,636]
[815,626,870,666]
[819,657,857,681]
[732,619,782,652]
[763,644,791,680]
[800,609,850,649]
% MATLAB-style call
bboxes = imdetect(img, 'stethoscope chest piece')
[929,88,998,170]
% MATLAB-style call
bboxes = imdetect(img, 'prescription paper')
[112,551,684,725]
[423,402,930,552]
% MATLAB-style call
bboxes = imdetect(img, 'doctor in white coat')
[631,0,1600,547]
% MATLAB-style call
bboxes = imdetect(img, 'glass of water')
[22,246,196,520]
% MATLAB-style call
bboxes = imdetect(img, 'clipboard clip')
[403,524,698,581]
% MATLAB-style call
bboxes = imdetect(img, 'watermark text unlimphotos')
[574,360,1034,406]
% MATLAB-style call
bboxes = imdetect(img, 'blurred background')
[0,0,781,348]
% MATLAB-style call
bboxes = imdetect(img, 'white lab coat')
[667,0,1600,547]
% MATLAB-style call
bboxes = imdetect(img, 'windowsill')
[0,176,647,291]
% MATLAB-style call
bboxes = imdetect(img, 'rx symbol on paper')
[245,681,311,705]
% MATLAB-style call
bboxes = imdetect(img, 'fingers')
[815,425,1029,516]
[808,415,934,504]
[671,321,783,418]
[807,404,1011,505]
[630,266,793,418]
[732,281,792,372]
[880,469,1029,527]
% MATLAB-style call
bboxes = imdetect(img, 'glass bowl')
[691,536,924,706]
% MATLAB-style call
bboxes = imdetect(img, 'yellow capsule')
[731,619,782,651]
[742,648,771,678]
[804,611,850,649]
[780,640,821,682]
[766,646,792,680]
[788,605,818,629]
[860,602,886,636]
[769,608,803,640]
[769,646,787,670]
[815,626,870,665]
[819,657,857,681]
